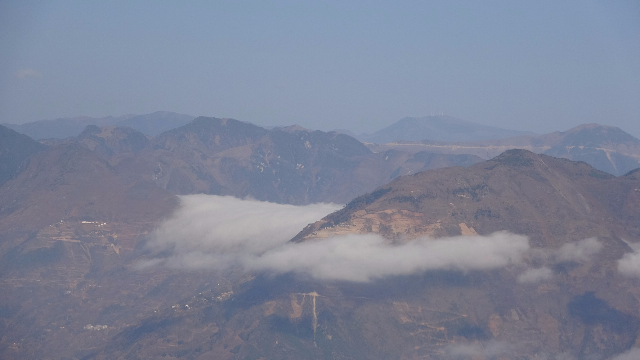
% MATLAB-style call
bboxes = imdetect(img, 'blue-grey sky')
[1,1,639,137]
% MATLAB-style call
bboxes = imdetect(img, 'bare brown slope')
[0,143,177,251]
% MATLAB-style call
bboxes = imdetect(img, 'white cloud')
[554,237,603,263]
[617,243,640,278]
[247,231,528,282]
[610,348,640,360]
[518,267,553,283]
[139,194,340,270]
[147,194,339,255]
[139,195,530,282]
[15,68,40,79]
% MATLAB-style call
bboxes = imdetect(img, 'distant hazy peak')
[564,123,615,132]
[558,123,640,145]
[2,111,195,139]
[184,116,268,134]
[358,115,535,144]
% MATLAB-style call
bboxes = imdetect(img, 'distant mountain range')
[352,115,535,143]
[368,123,640,176]
[8,112,637,177]
[2,115,637,206]
[0,116,483,243]
[35,117,480,204]
[2,111,195,139]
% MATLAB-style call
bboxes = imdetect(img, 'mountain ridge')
[2,111,195,139]
[367,123,640,176]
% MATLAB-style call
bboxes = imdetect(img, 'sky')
[1,1,639,137]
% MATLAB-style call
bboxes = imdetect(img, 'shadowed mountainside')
[0,125,47,188]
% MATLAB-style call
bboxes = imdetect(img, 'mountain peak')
[560,123,640,146]
[565,123,614,132]
[487,148,537,167]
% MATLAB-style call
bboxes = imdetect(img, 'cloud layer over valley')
[139,195,617,282]
[139,195,533,281]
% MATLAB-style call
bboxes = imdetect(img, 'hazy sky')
[1,1,639,137]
